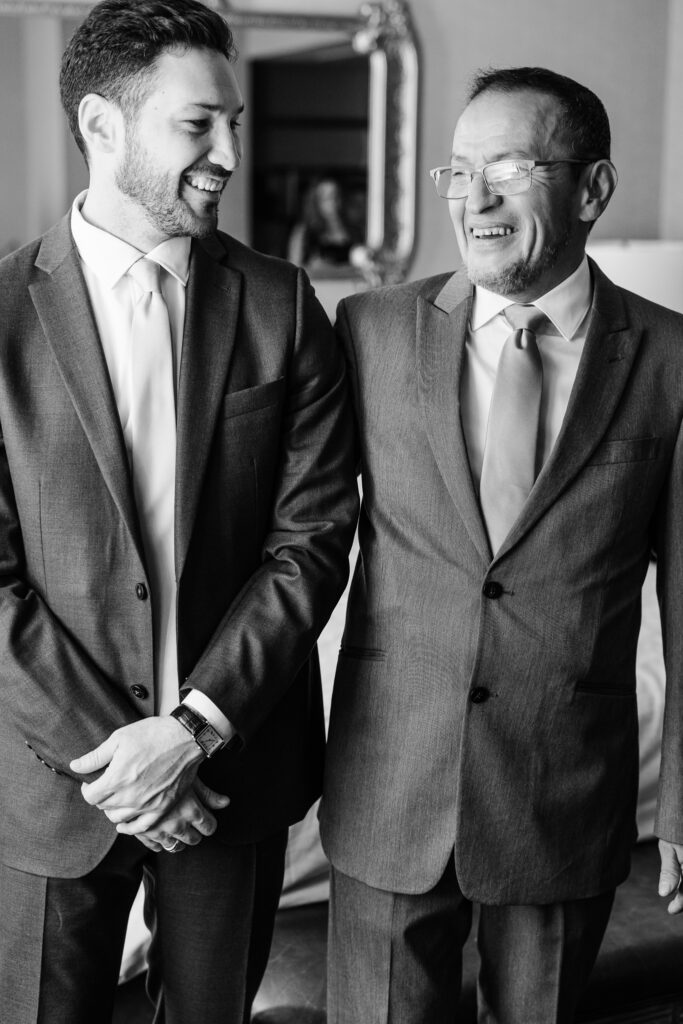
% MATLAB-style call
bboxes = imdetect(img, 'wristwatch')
[170,704,223,759]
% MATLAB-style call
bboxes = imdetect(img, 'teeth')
[187,176,223,192]
[472,227,513,238]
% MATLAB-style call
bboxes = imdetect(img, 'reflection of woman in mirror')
[287,177,361,270]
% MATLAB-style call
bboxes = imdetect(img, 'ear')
[579,159,618,226]
[78,93,123,159]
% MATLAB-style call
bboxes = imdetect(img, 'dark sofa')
[252,840,683,1024]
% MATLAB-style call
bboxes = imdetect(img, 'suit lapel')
[175,237,242,578]
[31,218,142,556]
[417,272,492,563]
[495,260,642,557]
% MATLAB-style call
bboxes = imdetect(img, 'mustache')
[185,164,232,183]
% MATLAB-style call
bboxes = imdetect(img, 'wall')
[0,16,25,255]
[660,0,683,239]
[411,0,670,280]
[0,0,678,285]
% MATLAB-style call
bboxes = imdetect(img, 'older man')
[320,66,683,1023]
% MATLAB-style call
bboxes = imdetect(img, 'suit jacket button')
[482,581,503,599]
[135,583,148,601]
[469,686,490,704]
[130,684,149,700]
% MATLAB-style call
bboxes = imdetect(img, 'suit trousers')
[0,828,287,1024]
[328,861,615,1024]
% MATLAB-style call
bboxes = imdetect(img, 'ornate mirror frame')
[1,0,419,286]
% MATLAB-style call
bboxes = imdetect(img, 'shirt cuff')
[182,690,236,745]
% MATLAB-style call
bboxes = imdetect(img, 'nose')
[465,172,501,214]
[207,120,241,172]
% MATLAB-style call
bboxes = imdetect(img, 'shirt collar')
[470,255,592,340]
[70,190,191,289]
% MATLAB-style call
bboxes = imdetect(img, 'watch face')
[196,723,223,758]
[171,705,225,757]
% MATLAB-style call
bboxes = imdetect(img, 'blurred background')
[2,0,683,302]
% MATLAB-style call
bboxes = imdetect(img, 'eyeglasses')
[429,159,594,199]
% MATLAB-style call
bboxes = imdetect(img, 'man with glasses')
[320,66,683,1022]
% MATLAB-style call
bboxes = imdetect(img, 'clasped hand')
[70,717,230,853]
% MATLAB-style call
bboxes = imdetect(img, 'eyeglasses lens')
[434,161,533,198]
[483,161,531,195]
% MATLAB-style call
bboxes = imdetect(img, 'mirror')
[251,42,371,280]
[0,0,419,287]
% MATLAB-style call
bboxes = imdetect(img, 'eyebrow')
[449,149,532,165]
[181,102,245,114]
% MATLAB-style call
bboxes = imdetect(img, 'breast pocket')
[221,377,285,420]
[587,436,660,466]
[217,378,287,534]
[580,436,661,550]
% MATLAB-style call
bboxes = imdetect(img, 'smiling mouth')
[183,174,228,195]
[470,226,514,239]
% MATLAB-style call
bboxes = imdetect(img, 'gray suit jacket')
[320,259,683,904]
[0,216,358,878]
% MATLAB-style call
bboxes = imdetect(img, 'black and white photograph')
[0,1,681,1022]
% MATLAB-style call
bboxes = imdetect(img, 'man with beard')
[0,1,357,1021]
[320,67,683,1023]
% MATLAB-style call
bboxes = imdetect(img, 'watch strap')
[170,704,223,758]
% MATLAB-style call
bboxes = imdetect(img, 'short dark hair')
[468,66,611,160]
[60,0,237,161]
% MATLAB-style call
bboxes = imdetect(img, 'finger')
[83,776,125,809]
[170,828,202,848]
[115,807,170,835]
[658,841,682,897]
[114,796,202,837]
[142,832,190,853]
[193,815,216,838]
[187,805,217,838]
[180,793,217,836]
[122,823,174,845]
[668,889,683,915]
[179,831,201,847]
[93,786,172,820]
[83,770,166,812]
[102,806,144,825]
[70,736,118,776]
[179,809,221,843]
[135,834,164,852]
[80,764,128,807]
[163,839,188,854]
[117,788,216,838]
[166,821,219,847]
[194,778,230,810]
[160,797,216,838]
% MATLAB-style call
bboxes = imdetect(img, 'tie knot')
[129,258,162,295]
[504,303,551,335]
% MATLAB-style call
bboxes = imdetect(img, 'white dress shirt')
[461,256,593,488]
[70,192,231,741]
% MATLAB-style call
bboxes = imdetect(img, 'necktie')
[127,257,176,706]
[479,304,547,555]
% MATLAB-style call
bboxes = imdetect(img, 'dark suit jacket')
[0,216,357,878]
[320,260,683,905]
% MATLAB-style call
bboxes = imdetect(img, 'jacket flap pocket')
[339,644,387,662]
[588,436,660,466]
